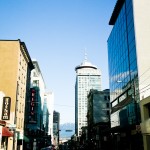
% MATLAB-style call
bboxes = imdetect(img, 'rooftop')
[109,0,125,25]
[75,52,97,71]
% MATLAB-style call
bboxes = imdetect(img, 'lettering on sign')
[2,97,11,120]
[29,88,37,123]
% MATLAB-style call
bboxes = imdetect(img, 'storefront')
[0,125,13,150]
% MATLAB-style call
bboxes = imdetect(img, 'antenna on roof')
[84,48,87,62]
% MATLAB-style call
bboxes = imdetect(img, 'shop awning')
[2,127,13,137]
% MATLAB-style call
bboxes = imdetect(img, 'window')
[147,104,150,117]
[21,119,23,128]
[20,103,21,113]
[106,103,109,108]
[21,88,22,97]
[22,104,24,113]
[18,118,20,128]
[33,80,39,87]
[16,100,19,111]
[33,72,37,77]
[107,111,110,116]
[112,100,118,107]
[17,84,19,95]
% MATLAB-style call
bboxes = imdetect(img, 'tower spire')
[84,48,87,62]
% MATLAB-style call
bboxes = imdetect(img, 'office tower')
[107,0,150,149]
[0,40,34,150]
[75,56,101,136]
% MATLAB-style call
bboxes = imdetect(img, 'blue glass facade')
[106,0,145,149]
[108,0,137,96]
[108,0,140,126]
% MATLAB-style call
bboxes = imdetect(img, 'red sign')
[29,88,37,123]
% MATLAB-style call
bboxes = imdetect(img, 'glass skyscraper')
[108,0,150,149]
[108,0,140,127]
[75,56,101,136]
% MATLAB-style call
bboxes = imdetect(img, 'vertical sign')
[2,97,11,120]
[29,88,37,123]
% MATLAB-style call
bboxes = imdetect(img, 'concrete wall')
[133,0,150,100]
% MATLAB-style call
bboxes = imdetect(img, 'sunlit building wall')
[75,57,101,136]
[0,40,34,150]
[44,92,54,137]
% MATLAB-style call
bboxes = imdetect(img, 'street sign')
[65,130,73,132]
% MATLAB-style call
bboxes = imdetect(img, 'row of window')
[108,0,137,98]
[19,53,27,71]
[16,100,24,113]
[17,84,25,99]
[16,117,24,129]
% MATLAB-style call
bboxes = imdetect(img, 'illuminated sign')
[29,88,37,123]
[2,97,11,120]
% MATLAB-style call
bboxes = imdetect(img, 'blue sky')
[0,0,116,124]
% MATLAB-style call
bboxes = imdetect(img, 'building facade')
[75,56,101,136]
[43,98,49,135]
[0,40,34,150]
[0,91,14,150]
[87,89,110,150]
[24,59,47,149]
[53,111,60,148]
[108,0,150,149]
[44,92,54,138]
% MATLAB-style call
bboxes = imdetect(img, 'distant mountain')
[59,123,75,139]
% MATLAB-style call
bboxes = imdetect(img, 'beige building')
[140,97,150,150]
[132,0,150,150]
[0,40,34,150]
